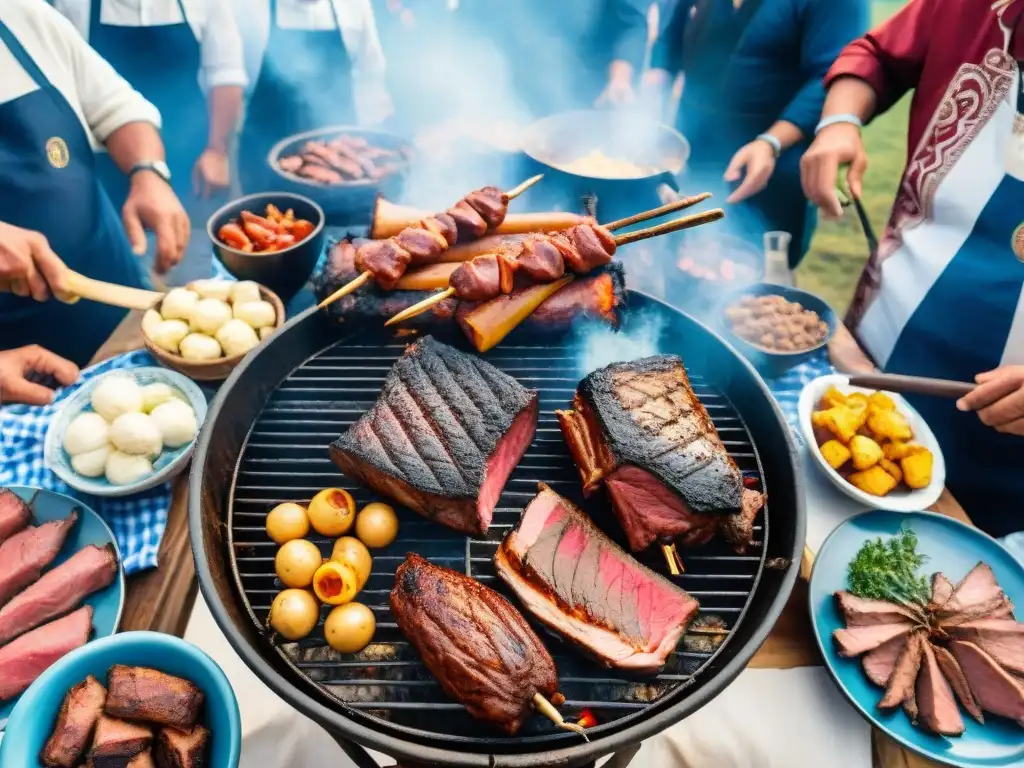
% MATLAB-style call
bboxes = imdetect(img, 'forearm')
[821,76,878,126]
[206,86,244,154]
[763,120,804,152]
[104,122,166,174]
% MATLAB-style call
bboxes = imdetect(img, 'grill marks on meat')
[0,489,31,546]
[917,641,966,736]
[330,337,537,536]
[0,510,77,606]
[950,640,1024,726]
[90,715,152,767]
[0,543,117,645]
[0,606,92,700]
[557,356,763,555]
[495,485,699,674]
[42,674,107,768]
[154,725,210,768]
[389,553,558,734]
[932,644,984,724]
[105,666,204,730]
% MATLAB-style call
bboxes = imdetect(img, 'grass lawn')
[795,0,910,315]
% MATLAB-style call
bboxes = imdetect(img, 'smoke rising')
[574,310,666,376]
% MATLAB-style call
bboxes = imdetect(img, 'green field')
[795,0,909,314]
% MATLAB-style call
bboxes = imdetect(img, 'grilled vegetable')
[324,603,375,653]
[307,488,356,537]
[312,561,358,605]
[268,589,320,640]
[354,502,399,549]
[265,502,310,544]
[330,537,372,589]
[274,539,322,589]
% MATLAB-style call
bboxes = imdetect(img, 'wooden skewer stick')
[688,627,731,637]
[384,206,726,326]
[663,543,684,575]
[317,175,545,310]
[603,192,712,232]
[533,693,589,741]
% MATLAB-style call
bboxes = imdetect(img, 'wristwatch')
[128,160,171,184]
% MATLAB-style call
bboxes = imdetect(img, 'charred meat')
[0,510,78,606]
[154,725,210,768]
[89,715,152,767]
[105,666,204,730]
[0,606,92,700]
[41,674,108,768]
[556,355,764,555]
[0,489,31,546]
[330,337,537,536]
[389,553,560,734]
[495,484,699,674]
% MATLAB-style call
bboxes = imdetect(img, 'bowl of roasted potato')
[798,374,945,512]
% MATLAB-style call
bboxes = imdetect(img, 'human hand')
[193,148,230,199]
[0,221,69,301]
[800,122,867,218]
[0,345,80,405]
[596,76,635,108]
[724,140,777,203]
[956,365,1024,435]
[122,171,190,273]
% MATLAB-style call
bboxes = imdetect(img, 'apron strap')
[0,19,54,91]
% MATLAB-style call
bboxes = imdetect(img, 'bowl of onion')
[141,279,285,381]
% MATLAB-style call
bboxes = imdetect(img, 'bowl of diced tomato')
[209,192,325,302]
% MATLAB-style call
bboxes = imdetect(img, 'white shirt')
[233,0,390,125]
[51,0,248,91]
[0,0,160,150]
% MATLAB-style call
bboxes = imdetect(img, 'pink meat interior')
[477,402,538,530]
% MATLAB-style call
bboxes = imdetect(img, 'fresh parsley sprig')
[847,528,931,609]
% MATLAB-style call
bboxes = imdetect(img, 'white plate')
[797,374,945,512]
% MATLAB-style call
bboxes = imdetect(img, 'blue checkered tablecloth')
[0,350,173,573]
[761,350,835,434]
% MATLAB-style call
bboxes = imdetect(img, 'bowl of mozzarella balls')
[141,279,284,381]
[45,369,207,497]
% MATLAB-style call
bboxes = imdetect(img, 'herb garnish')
[847,528,931,609]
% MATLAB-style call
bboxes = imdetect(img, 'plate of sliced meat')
[0,486,124,727]
[810,509,1024,767]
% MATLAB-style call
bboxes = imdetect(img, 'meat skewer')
[372,198,589,239]
[317,175,544,310]
[385,206,725,326]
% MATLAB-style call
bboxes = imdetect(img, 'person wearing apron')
[801,0,1024,537]
[0,0,185,371]
[644,0,867,267]
[235,0,390,194]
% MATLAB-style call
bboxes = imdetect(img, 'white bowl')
[797,373,945,512]
[44,368,207,497]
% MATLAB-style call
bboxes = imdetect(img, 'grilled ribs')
[556,356,764,555]
[390,553,560,734]
[330,336,537,535]
[495,484,699,674]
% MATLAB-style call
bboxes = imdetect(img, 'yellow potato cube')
[901,450,934,489]
[849,435,884,470]
[811,410,829,429]
[820,387,848,409]
[879,458,903,484]
[883,441,910,460]
[845,392,869,410]
[868,392,897,412]
[848,465,899,496]
[819,439,852,470]
[867,409,914,442]
[820,407,862,443]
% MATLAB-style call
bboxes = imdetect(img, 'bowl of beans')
[718,283,838,376]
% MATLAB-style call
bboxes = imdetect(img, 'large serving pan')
[189,293,804,767]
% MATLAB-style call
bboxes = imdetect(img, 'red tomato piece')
[218,222,251,250]
[291,219,315,241]
[241,209,281,234]
[243,221,277,250]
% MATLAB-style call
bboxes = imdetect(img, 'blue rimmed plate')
[0,486,125,727]
[809,510,1024,767]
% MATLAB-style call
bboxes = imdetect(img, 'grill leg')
[601,743,642,768]
[328,733,381,768]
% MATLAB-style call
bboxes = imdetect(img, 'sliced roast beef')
[0,544,117,645]
[330,336,537,536]
[90,715,152,767]
[153,724,209,768]
[879,632,924,711]
[929,572,954,610]
[390,553,560,734]
[932,644,984,724]
[834,622,914,658]
[835,591,922,627]
[863,634,907,687]
[127,751,155,768]
[105,666,204,730]
[950,640,1024,726]
[938,563,1011,617]
[0,489,31,547]
[947,618,1024,675]
[495,484,699,674]
[556,355,764,555]
[0,510,78,606]
[0,606,92,700]
[41,674,108,768]
[916,641,965,736]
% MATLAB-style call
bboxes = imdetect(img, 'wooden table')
[91,312,970,768]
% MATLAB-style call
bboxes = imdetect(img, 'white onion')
[63,412,110,456]
[150,399,197,448]
[149,319,189,354]
[190,298,233,335]
[179,333,222,361]
[160,288,199,322]
[189,279,234,302]
[141,309,163,339]
[90,374,143,422]
[110,412,163,457]
[140,382,175,413]
[105,450,153,486]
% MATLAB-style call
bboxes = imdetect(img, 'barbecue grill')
[189,293,805,767]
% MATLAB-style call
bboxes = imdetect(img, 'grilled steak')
[105,666,204,730]
[41,674,108,768]
[0,544,117,645]
[0,489,31,546]
[389,553,559,734]
[0,606,92,700]
[916,641,965,736]
[556,355,764,555]
[0,510,78,606]
[937,563,1014,621]
[879,632,923,711]
[932,644,984,724]
[833,622,914,658]
[929,572,954,610]
[330,336,538,536]
[863,634,907,687]
[947,618,1024,675]
[835,591,922,627]
[154,725,209,768]
[495,484,699,674]
[90,715,152,767]
[950,640,1024,726]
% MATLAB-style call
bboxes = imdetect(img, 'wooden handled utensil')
[847,373,975,400]
[60,270,165,311]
